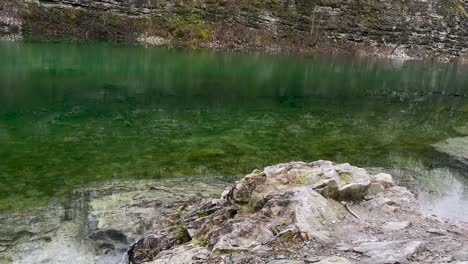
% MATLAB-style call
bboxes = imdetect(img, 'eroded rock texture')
[129,161,468,264]
[0,0,467,61]
[0,178,228,264]
[0,0,22,41]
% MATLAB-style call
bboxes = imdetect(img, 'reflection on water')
[419,172,468,222]
[388,155,468,222]
[0,42,468,220]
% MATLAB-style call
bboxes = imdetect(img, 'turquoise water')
[1,42,468,215]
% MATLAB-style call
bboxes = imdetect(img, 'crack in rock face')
[129,161,468,264]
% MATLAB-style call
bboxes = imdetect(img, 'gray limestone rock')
[2,161,468,264]
[453,245,468,261]
[354,240,425,264]
[315,256,352,264]
[3,0,468,62]
[427,228,448,236]
[370,173,394,188]
[0,178,228,264]
[382,221,411,232]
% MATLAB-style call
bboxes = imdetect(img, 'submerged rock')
[454,125,468,136]
[1,161,467,263]
[0,178,229,264]
[433,137,468,169]
[128,161,468,264]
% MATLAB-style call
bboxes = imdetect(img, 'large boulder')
[129,161,468,264]
[454,125,468,136]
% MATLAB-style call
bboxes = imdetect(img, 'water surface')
[1,42,468,220]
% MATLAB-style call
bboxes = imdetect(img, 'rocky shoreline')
[0,178,229,264]
[1,161,467,264]
[1,0,467,63]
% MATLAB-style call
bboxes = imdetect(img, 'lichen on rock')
[128,161,468,264]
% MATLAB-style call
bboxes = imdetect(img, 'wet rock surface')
[128,161,468,264]
[0,177,229,264]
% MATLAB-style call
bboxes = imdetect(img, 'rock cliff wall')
[1,0,467,61]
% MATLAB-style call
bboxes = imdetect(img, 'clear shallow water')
[1,42,468,220]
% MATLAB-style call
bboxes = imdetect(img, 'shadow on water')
[0,42,468,220]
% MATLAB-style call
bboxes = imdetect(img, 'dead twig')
[342,201,369,226]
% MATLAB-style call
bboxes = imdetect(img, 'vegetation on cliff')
[1,0,467,61]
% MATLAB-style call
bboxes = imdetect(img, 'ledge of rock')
[129,161,468,264]
[1,0,468,62]
[433,137,468,169]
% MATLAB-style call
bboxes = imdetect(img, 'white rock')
[426,228,448,236]
[367,183,385,196]
[315,256,352,264]
[137,35,169,46]
[362,196,395,210]
[338,180,371,200]
[147,245,209,264]
[354,240,425,264]
[382,221,411,232]
[370,173,394,188]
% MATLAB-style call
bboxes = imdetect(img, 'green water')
[1,42,468,214]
